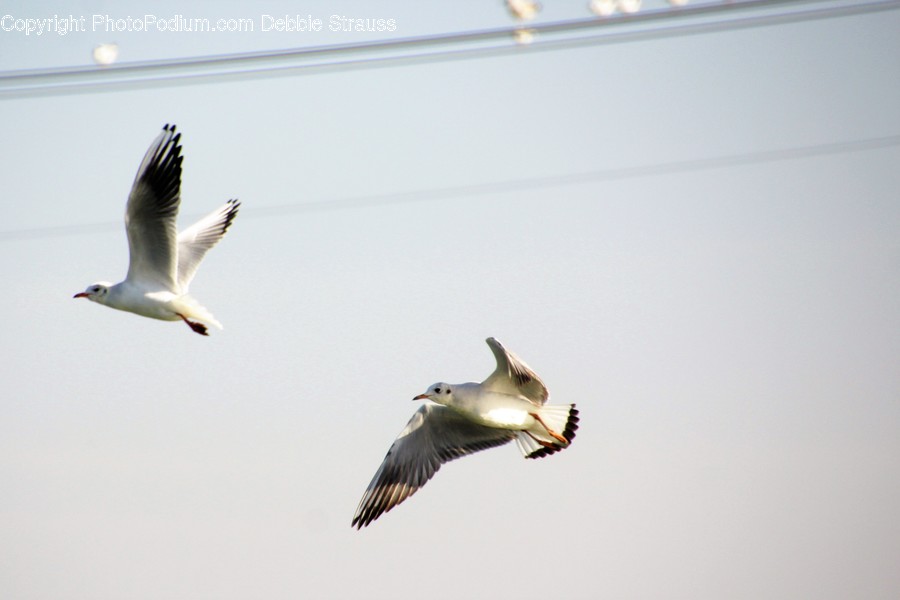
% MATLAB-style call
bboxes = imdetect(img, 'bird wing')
[481,337,549,405]
[176,199,240,292]
[352,403,515,529]
[123,124,182,292]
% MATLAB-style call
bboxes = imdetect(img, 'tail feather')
[516,404,579,459]
[174,295,223,330]
[515,433,544,457]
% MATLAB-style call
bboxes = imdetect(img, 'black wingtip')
[220,199,240,234]
[160,124,180,149]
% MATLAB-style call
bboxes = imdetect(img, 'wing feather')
[176,199,240,291]
[124,124,182,291]
[352,404,515,529]
[482,337,549,405]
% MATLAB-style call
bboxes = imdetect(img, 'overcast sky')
[2,1,899,599]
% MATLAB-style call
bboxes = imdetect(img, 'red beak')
[412,394,429,401]
[73,292,89,299]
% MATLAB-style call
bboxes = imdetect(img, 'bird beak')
[412,394,429,401]
[73,292,89,299]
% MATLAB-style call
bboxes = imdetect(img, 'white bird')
[352,337,579,529]
[74,124,239,336]
[506,0,541,21]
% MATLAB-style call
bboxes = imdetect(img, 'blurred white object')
[92,43,119,66]
[618,0,642,13]
[507,0,541,21]
[589,0,617,17]
[668,0,689,6]
[513,28,536,45]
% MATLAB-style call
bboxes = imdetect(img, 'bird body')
[449,384,536,428]
[427,382,563,438]
[88,281,222,328]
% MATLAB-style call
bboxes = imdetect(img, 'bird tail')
[174,295,223,330]
[515,404,579,459]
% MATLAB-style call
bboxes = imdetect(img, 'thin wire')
[3,134,898,243]
[1,0,897,98]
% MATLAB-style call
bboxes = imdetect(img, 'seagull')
[74,124,239,336]
[352,337,579,529]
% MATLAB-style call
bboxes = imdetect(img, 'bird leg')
[525,431,557,449]
[177,313,209,336]
[530,412,568,445]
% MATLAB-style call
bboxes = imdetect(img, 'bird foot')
[178,314,209,336]
[530,412,569,445]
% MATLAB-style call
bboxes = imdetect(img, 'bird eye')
[434,387,441,393]
[445,389,450,394]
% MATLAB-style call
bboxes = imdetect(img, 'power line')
[1,0,896,98]
[3,133,898,243]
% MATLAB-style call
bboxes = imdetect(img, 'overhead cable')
[2,133,897,242]
[1,0,897,98]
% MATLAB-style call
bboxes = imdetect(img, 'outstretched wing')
[481,337,549,405]
[176,199,240,292]
[124,124,182,292]
[352,403,515,529]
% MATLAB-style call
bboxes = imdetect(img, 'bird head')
[413,383,454,405]
[73,282,111,303]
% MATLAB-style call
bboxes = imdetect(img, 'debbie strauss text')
[261,15,398,33]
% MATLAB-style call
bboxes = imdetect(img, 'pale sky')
[2,1,899,599]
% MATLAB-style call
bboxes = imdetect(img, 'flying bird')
[352,337,579,529]
[74,124,239,336]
